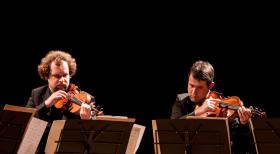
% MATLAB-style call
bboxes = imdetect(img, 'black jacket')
[171,93,256,154]
[26,85,80,122]
[26,85,80,153]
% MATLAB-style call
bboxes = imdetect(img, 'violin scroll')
[249,106,267,119]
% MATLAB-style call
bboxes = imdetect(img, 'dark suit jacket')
[26,85,80,122]
[26,85,80,153]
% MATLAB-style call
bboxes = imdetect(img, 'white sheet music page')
[126,124,146,154]
[44,120,66,154]
[17,117,47,154]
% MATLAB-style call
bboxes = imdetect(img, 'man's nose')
[58,76,65,82]
[191,88,198,95]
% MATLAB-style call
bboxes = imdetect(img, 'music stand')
[4,104,37,118]
[95,116,144,154]
[46,119,134,154]
[0,109,34,153]
[96,115,136,123]
[249,118,280,154]
[152,116,231,154]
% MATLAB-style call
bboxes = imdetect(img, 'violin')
[201,91,266,121]
[54,83,101,114]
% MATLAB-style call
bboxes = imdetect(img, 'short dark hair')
[189,60,214,86]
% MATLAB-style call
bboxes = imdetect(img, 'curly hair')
[38,50,77,80]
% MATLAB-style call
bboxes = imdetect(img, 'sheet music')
[45,120,66,154]
[126,124,145,154]
[17,117,47,154]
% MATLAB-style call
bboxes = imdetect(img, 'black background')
[1,5,279,153]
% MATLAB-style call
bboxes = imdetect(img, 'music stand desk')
[46,119,134,154]
[152,116,231,154]
[250,118,280,154]
[0,108,34,153]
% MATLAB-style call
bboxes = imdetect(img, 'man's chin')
[190,97,201,103]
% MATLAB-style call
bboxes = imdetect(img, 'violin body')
[201,91,265,120]
[201,91,242,120]
[54,83,99,113]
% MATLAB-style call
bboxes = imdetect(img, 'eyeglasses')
[50,73,70,79]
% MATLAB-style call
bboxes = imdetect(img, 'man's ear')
[209,82,215,89]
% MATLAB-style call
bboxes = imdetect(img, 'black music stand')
[152,116,231,154]
[250,118,280,154]
[0,110,33,153]
[46,119,134,154]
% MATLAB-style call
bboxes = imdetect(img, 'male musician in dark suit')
[171,60,256,154]
[26,50,99,153]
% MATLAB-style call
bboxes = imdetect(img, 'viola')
[201,91,266,120]
[54,83,101,114]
